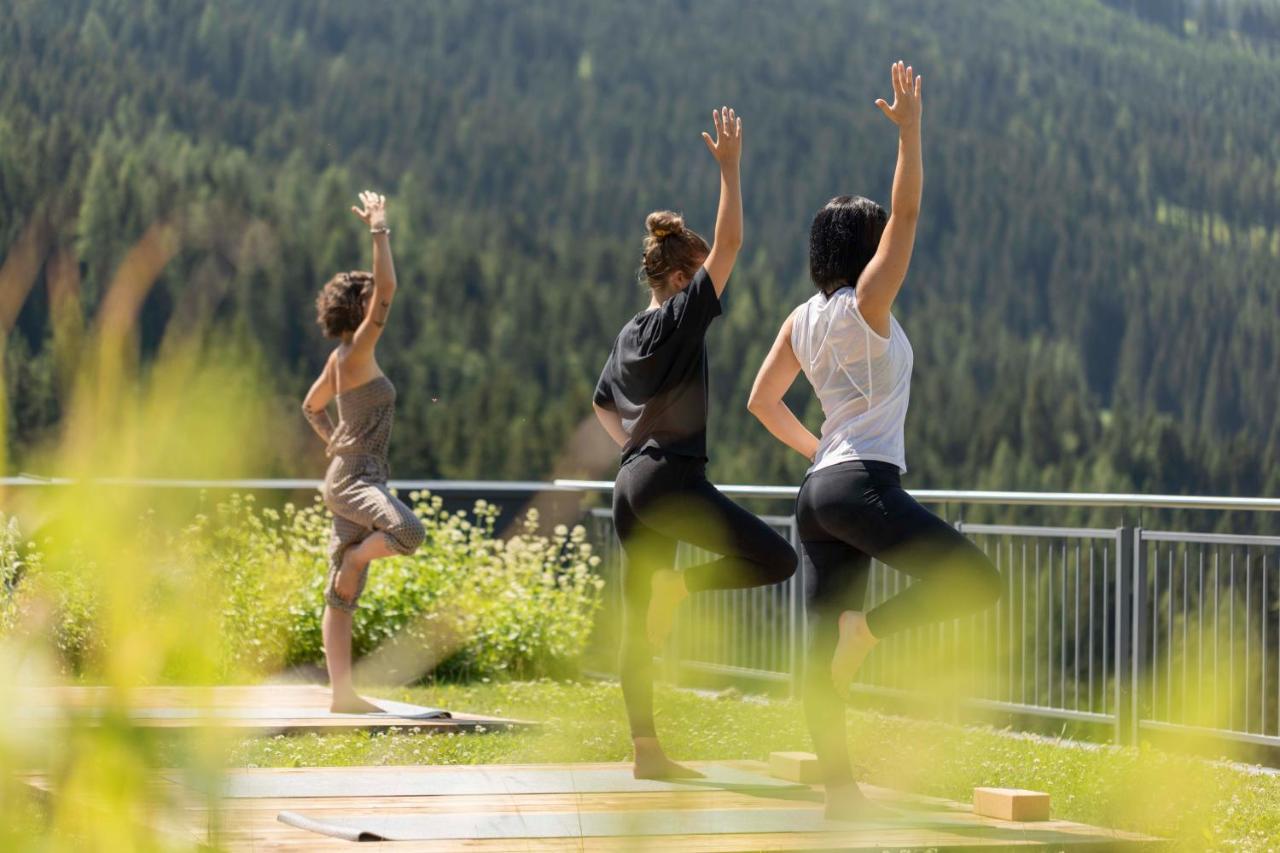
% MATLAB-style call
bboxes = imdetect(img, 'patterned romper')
[321,376,425,612]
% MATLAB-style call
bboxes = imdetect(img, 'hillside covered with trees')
[1,0,1278,499]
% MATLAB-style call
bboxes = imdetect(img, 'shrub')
[1,493,605,682]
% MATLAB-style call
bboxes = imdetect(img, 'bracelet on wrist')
[370,225,391,235]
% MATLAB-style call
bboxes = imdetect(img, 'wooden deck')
[16,684,529,733]
[146,761,1164,851]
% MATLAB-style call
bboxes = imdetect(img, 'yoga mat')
[19,698,452,721]
[205,765,806,799]
[125,698,452,720]
[276,807,969,841]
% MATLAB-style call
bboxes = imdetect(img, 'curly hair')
[640,210,710,291]
[809,195,888,295]
[315,271,374,338]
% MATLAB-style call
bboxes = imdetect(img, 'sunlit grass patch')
[215,680,1280,852]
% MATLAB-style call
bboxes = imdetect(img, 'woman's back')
[328,374,396,460]
[791,286,913,473]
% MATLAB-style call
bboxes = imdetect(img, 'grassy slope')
[211,681,1280,851]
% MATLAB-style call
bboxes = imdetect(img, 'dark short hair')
[315,271,373,338]
[808,195,888,294]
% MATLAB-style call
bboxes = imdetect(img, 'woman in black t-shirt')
[593,107,798,780]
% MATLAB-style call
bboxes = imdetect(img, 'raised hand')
[874,60,922,130]
[350,190,389,231]
[701,106,743,170]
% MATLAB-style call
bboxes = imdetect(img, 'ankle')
[654,568,687,597]
[842,611,878,645]
[633,736,664,757]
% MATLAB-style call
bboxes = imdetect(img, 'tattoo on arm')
[371,300,391,328]
[302,404,335,444]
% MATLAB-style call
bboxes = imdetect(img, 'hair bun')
[646,210,685,242]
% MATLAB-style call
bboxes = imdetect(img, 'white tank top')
[791,286,913,473]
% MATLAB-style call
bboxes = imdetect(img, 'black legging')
[613,449,798,738]
[796,459,1001,786]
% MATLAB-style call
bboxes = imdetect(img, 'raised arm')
[856,61,923,337]
[747,312,821,462]
[302,352,337,444]
[700,106,743,296]
[349,190,397,357]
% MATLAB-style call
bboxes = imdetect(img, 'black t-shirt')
[594,266,723,464]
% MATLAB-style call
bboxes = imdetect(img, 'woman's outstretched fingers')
[876,60,922,126]
[352,191,371,223]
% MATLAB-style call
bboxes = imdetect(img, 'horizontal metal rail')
[556,479,1280,512]
[0,475,581,493]
[958,523,1116,539]
[5,474,1277,512]
[1140,530,1280,547]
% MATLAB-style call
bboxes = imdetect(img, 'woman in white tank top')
[748,61,1000,820]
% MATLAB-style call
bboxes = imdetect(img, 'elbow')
[721,231,744,252]
[746,393,769,418]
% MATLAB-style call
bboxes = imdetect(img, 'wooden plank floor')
[17,684,530,733]
[147,761,1163,851]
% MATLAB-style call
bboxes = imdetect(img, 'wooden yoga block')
[768,751,823,784]
[973,787,1051,821]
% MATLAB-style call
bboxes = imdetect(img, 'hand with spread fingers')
[701,105,743,171]
[874,60,922,130]
[351,190,389,232]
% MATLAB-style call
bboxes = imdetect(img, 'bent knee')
[764,539,799,584]
[966,557,1002,607]
[387,516,426,555]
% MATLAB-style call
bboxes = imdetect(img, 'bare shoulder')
[782,302,805,332]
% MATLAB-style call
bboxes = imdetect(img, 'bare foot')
[831,610,878,697]
[633,737,703,780]
[333,548,369,605]
[646,569,689,647]
[330,692,384,714]
[824,781,898,821]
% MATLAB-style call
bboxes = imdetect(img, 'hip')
[323,453,390,499]
[613,448,708,508]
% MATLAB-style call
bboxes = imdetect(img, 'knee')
[765,539,799,584]
[965,555,1002,608]
[388,515,426,555]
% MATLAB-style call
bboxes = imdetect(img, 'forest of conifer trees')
[1,0,1278,502]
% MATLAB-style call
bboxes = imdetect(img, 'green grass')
[208,679,1280,851]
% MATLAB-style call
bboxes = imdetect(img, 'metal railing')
[564,478,1280,752]
[6,475,1280,752]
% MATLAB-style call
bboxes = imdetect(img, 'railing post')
[1115,525,1148,746]
[1131,526,1148,745]
[1115,526,1135,745]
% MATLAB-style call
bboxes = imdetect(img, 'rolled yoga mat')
[207,765,807,799]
